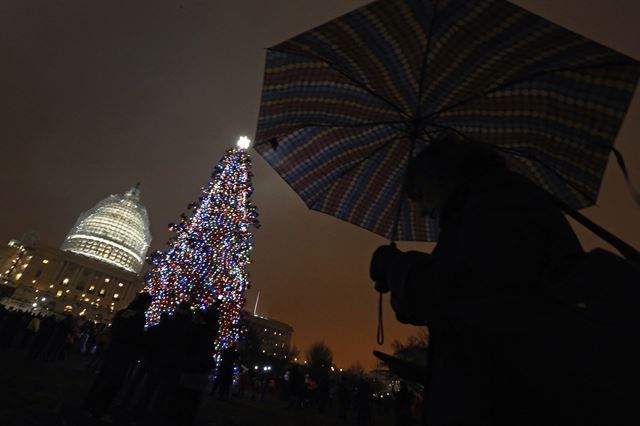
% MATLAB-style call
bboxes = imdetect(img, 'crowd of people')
[233,363,419,425]
[0,295,226,426]
[0,304,109,363]
[1,294,422,425]
[84,294,224,426]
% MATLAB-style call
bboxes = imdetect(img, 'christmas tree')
[144,136,259,355]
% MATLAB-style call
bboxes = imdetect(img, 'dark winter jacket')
[110,307,147,347]
[183,319,219,373]
[383,170,599,425]
[387,169,582,324]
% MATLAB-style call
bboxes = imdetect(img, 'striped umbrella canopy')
[254,0,640,242]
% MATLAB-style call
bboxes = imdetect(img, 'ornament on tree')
[144,137,259,357]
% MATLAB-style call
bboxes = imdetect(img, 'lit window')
[32,280,36,284]
[84,298,90,302]
[113,293,120,299]
[118,282,124,287]
[64,305,73,312]
[105,278,110,283]
[42,259,49,264]
[49,284,54,288]
[15,273,22,280]
[63,278,69,285]
[56,291,63,297]
[65,289,70,293]
[99,289,106,295]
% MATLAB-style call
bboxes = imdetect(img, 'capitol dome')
[61,184,152,274]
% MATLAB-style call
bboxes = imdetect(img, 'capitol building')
[0,185,152,321]
[62,184,151,274]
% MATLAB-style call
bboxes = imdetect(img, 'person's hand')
[369,244,402,292]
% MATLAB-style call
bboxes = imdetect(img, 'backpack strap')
[554,197,640,265]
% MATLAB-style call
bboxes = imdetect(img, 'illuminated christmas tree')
[144,136,259,355]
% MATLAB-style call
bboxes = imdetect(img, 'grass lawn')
[201,398,394,426]
[0,348,396,426]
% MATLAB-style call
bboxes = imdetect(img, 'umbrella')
[254,0,639,242]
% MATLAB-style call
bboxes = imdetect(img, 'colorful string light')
[144,146,259,356]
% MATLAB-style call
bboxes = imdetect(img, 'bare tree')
[392,328,430,354]
[306,341,334,369]
[347,361,366,378]
[406,328,429,347]
[286,344,300,361]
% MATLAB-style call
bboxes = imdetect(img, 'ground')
[0,348,396,426]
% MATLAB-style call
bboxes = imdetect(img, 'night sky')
[2,0,639,369]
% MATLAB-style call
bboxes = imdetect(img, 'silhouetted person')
[29,315,56,359]
[338,377,351,419]
[143,301,193,425]
[129,311,170,422]
[49,313,74,360]
[0,309,26,350]
[85,292,152,419]
[354,379,372,426]
[84,321,98,355]
[214,345,238,400]
[237,367,250,399]
[286,367,303,408]
[77,319,94,354]
[175,306,219,426]
[21,314,40,348]
[87,323,110,371]
[394,382,412,426]
[370,136,636,424]
[316,376,330,414]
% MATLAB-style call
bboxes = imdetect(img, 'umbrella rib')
[254,121,405,147]
[500,148,595,203]
[427,120,620,159]
[415,0,439,117]
[423,60,638,119]
[268,47,412,120]
[281,121,405,130]
[390,137,419,242]
[374,0,441,241]
[306,135,406,206]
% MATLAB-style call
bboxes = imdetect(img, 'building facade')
[0,240,144,322]
[241,311,294,359]
[61,184,151,274]
[0,184,152,322]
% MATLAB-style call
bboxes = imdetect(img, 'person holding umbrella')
[370,136,638,424]
[253,0,640,423]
